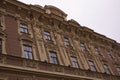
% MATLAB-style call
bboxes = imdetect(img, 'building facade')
[0,0,120,80]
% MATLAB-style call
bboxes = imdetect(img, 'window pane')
[44,31,52,40]
[95,48,100,55]
[51,52,57,57]
[80,43,87,51]
[50,51,58,64]
[28,52,33,59]
[64,38,70,46]
[104,64,111,74]
[23,45,33,59]
[24,52,29,59]
[71,57,79,68]
[88,61,97,72]
[107,52,113,59]
[20,24,28,33]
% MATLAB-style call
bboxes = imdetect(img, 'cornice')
[6,0,30,10]
[2,0,120,47]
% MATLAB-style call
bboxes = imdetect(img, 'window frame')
[50,51,59,64]
[95,48,101,55]
[88,60,97,72]
[71,56,79,68]
[107,52,114,59]
[20,23,29,34]
[64,37,70,46]
[103,64,111,74]
[23,45,33,59]
[80,43,87,51]
[44,31,52,41]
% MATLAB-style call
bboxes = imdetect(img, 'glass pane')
[71,57,77,62]
[91,66,97,71]
[52,58,58,64]
[89,61,94,66]
[51,52,57,57]
[24,29,28,33]
[74,62,79,68]
[29,48,32,52]
[24,46,28,51]
[24,52,29,59]
[44,32,50,36]
[20,24,28,33]
[80,43,86,51]
[20,24,28,28]
[89,61,97,71]
[24,45,33,59]
[50,51,58,64]
[64,38,70,45]
[28,52,33,59]
[20,28,24,32]
[44,32,51,40]
[71,57,79,68]
[104,64,111,74]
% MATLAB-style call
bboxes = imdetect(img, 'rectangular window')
[116,67,120,75]
[95,48,100,55]
[50,51,59,64]
[44,31,52,41]
[23,45,33,59]
[88,61,97,72]
[107,52,113,59]
[64,38,70,46]
[20,24,28,33]
[71,57,79,68]
[0,39,2,54]
[80,43,87,51]
[103,64,111,74]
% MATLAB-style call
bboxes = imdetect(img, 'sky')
[18,0,120,43]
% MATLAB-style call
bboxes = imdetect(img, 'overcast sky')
[18,0,120,43]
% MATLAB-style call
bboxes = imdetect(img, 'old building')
[0,0,120,80]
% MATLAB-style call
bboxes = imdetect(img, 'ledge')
[0,54,119,80]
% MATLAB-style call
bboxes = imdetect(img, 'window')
[44,31,52,41]
[95,48,100,55]
[23,45,33,59]
[88,61,97,72]
[116,67,120,75]
[80,43,87,51]
[107,52,113,59]
[64,38,70,46]
[0,39,2,54]
[103,64,111,74]
[20,24,28,33]
[50,51,59,64]
[94,48,103,57]
[71,57,79,68]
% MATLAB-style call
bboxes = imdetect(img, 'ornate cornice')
[1,0,120,48]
